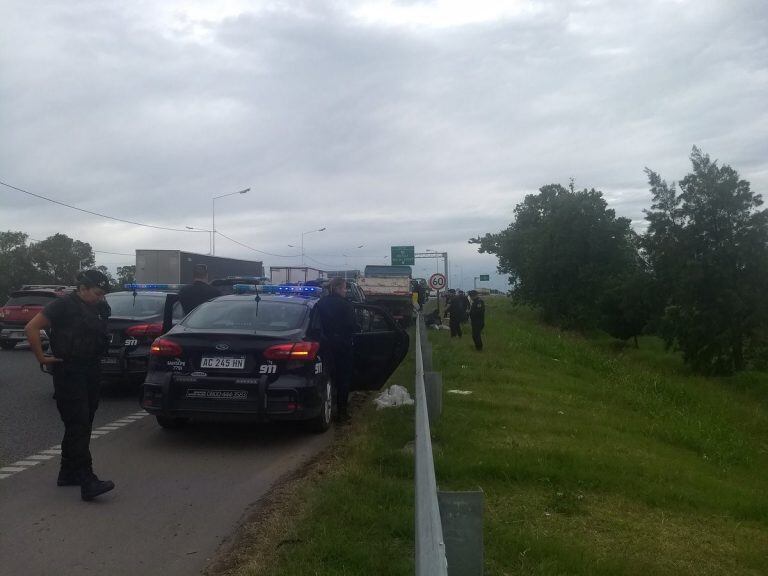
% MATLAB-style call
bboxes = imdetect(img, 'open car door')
[351,304,409,391]
[161,293,182,334]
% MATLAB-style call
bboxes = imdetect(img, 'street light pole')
[211,188,250,256]
[186,226,214,255]
[300,227,326,266]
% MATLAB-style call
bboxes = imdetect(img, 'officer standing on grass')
[24,269,115,501]
[178,264,222,314]
[315,277,356,423]
[468,290,486,351]
[446,289,465,338]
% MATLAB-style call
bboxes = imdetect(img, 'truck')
[358,265,413,327]
[269,267,326,284]
[135,250,264,284]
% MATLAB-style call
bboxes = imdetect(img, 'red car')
[0,285,74,350]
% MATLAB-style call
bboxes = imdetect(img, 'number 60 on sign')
[429,273,446,290]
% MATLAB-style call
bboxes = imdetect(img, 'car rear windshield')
[183,299,307,331]
[106,292,166,318]
[4,294,58,307]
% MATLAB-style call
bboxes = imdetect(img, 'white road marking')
[2,411,149,480]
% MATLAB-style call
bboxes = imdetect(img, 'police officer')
[178,264,221,315]
[468,290,486,351]
[457,290,470,324]
[25,269,115,501]
[315,277,356,423]
[446,289,465,338]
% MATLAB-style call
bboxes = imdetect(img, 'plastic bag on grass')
[374,385,414,409]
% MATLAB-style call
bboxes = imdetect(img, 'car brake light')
[263,341,320,361]
[126,322,164,338]
[150,337,183,357]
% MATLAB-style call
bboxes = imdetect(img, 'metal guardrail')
[414,314,449,576]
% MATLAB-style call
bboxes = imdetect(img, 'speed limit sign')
[429,273,446,291]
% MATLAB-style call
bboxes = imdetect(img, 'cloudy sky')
[1,0,766,290]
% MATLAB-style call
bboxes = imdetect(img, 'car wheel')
[156,415,188,429]
[0,341,17,350]
[306,376,333,434]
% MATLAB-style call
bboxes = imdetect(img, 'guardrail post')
[438,491,484,576]
[424,371,442,425]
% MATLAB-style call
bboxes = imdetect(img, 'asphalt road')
[0,347,333,575]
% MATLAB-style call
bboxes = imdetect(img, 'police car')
[140,284,408,432]
[101,285,185,385]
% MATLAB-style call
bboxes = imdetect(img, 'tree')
[472,184,639,329]
[0,231,39,298]
[597,266,656,347]
[29,233,95,284]
[116,265,136,288]
[643,147,768,374]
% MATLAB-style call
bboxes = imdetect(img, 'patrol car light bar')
[232,284,322,297]
[124,283,185,291]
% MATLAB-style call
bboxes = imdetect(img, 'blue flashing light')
[124,283,185,291]
[233,284,322,297]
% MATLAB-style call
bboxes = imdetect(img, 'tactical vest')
[50,294,110,362]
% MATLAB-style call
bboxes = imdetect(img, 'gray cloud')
[1,0,766,291]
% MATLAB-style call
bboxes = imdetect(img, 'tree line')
[0,231,135,299]
[471,147,768,375]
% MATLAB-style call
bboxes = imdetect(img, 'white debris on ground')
[447,389,473,395]
[374,385,414,409]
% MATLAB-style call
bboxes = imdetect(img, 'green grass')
[218,299,768,576]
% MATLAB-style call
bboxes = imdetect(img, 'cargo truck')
[358,265,413,327]
[135,250,263,284]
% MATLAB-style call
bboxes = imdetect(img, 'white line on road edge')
[0,411,149,481]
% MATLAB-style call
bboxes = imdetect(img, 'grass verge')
[210,298,768,575]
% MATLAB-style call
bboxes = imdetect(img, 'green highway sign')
[391,245,415,265]
[479,274,490,281]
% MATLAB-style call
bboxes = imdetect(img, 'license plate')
[200,356,245,369]
[185,389,248,400]
[101,357,119,365]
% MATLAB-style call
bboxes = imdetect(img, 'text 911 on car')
[141,284,408,432]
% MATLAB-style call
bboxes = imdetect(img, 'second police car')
[101,285,185,386]
[140,284,408,432]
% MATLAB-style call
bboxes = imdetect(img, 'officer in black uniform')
[178,264,222,315]
[25,269,115,501]
[446,289,466,338]
[315,277,356,423]
[468,290,486,351]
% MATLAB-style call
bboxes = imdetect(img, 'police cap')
[77,269,111,292]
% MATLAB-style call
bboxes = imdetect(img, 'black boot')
[57,468,81,487]
[79,469,115,501]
